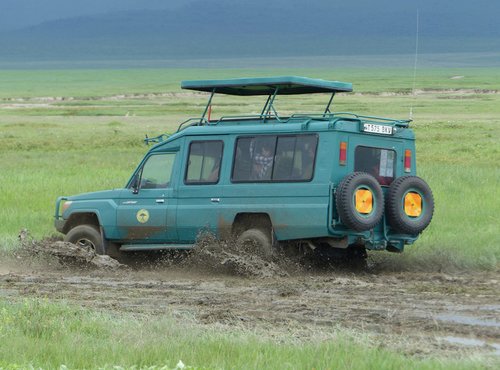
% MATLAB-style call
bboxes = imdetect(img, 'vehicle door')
[116,151,179,243]
[176,138,225,242]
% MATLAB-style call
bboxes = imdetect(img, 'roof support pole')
[323,92,336,116]
[262,86,279,123]
[200,88,216,124]
[260,94,272,118]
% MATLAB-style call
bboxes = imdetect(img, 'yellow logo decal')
[136,209,150,224]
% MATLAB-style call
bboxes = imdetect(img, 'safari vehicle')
[54,76,434,259]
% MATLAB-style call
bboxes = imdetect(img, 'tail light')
[404,149,412,173]
[339,141,347,166]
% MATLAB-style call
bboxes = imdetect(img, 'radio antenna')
[409,9,420,120]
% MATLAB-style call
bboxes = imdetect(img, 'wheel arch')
[63,212,101,234]
[231,212,273,236]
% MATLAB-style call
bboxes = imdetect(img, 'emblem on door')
[136,209,150,224]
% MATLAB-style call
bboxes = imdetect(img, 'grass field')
[0,67,499,269]
[0,67,499,369]
[0,298,492,370]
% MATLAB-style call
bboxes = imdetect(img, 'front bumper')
[54,196,69,233]
[55,218,67,233]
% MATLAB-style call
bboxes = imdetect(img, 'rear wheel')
[64,224,105,255]
[236,228,273,259]
[336,172,384,231]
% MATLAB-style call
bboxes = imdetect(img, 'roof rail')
[332,112,411,127]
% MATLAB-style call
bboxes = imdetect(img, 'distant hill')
[1,0,499,62]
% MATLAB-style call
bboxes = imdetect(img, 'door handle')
[210,198,220,203]
[156,199,165,204]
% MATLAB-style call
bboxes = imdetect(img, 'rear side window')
[185,141,223,184]
[274,135,317,181]
[232,135,318,182]
[354,146,396,186]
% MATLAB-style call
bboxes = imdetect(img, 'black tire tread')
[386,176,434,234]
[64,224,105,255]
[336,172,384,232]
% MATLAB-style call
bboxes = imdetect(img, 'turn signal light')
[404,149,412,173]
[339,141,347,166]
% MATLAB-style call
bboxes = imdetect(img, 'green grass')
[0,68,499,270]
[1,67,500,99]
[0,298,492,370]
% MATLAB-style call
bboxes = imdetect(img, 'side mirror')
[131,173,140,194]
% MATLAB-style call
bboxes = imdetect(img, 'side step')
[120,243,195,252]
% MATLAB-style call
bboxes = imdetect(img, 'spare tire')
[386,176,434,234]
[336,172,384,231]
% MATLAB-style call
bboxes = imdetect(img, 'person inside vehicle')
[252,144,274,180]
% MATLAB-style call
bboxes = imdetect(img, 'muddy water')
[0,242,499,359]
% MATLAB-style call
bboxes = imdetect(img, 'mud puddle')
[1,236,499,359]
[441,336,500,355]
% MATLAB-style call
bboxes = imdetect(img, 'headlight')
[61,200,73,213]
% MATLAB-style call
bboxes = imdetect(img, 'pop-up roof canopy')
[172,76,354,131]
[181,76,353,95]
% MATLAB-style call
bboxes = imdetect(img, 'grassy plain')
[0,67,499,368]
[0,67,499,269]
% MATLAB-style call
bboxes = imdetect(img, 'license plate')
[363,123,393,135]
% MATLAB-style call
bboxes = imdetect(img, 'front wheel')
[64,224,105,255]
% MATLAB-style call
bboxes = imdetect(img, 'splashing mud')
[181,234,291,278]
[16,231,124,270]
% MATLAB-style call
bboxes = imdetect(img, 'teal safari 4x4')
[55,76,434,259]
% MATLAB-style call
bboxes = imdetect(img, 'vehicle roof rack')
[181,76,353,96]
[180,76,353,126]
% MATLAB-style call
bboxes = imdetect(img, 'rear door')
[349,136,402,187]
[176,138,225,242]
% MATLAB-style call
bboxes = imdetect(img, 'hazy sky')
[0,0,188,31]
[1,0,498,63]
[2,0,498,35]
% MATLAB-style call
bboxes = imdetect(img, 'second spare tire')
[385,175,434,235]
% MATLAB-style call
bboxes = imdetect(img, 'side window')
[354,146,396,186]
[139,153,176,189]
[232,135,317,182]
[232,136,276,182]
[185,141,223,184]
[274,135,317,181]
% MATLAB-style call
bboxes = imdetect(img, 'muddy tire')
[386,176,434,235]
[64,224,105,255]
[236,228,273,259]
[336,172,384,231]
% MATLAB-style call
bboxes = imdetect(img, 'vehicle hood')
[67,189,123,201]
